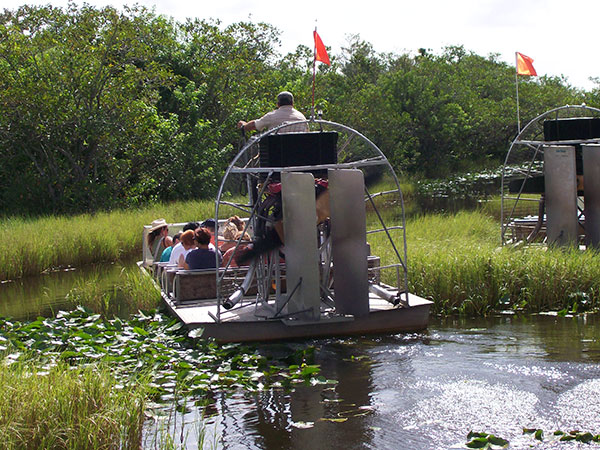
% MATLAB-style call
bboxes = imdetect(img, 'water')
[0,261,133,320]
[159,315,600,449]
[2,264,599,449]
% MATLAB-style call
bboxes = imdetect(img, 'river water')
[1,263,599,449]
[0,261,128,320]
[154,314,600,450]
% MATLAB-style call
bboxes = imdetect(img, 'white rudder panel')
[544,145,578,246]
[329,169,369,317]
[583,144,600,247]
[281,172,321,320]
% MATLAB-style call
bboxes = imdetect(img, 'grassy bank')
[65,265,162,316]
[0,201,216,281]
[0,178,412,281]
[370,210,600,315]
[4,195,600,315]
[0,361,146,449]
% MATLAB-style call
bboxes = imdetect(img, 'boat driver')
[237,91,308,133]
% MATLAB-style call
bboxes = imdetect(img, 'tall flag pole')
[312,28,331,119]
[312,28,316,119]
[515,52,538,133]
[515,52,521,133]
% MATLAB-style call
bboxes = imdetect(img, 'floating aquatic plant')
[467,428,600,449]
[523,428,600,444]
[465,431,509,449]
[0,306,335,408]
[416,168,503,200]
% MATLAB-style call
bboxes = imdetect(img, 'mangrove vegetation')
[1,3,600,215]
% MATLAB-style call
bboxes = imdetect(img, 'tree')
[0,4,175,212]
[0,6,590,215]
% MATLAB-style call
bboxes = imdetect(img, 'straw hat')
[149,218,169,232]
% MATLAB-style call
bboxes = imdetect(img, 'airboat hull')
[161,290,432,343]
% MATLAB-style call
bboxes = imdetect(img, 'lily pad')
[291,421,314,429]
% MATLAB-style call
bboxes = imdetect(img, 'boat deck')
[162,290,432,342]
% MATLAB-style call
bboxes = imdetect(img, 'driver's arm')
[238,120,257,132]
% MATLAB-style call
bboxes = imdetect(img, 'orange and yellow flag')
[516,52,537,76]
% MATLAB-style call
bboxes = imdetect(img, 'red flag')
[314,30,331,66]
[516,52,537,76]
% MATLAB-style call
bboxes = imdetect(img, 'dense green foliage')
[2,4,600,214]
[0,5,274,214]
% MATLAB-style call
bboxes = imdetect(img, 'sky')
[3,0,599,90]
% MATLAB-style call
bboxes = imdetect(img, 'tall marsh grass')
[0,178,406,282]
[370,210,600,315]
[4,186,600,316]
[0,361,146,449]
[0,201,216,281]
[65,265,162,315]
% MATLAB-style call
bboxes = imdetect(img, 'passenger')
[177,230,197,268]
[173,232,182,245]
[221,231,251,268]
[147,218,169,261]
[169,222,199,265]
[200,218,217,247]
[227,215,244,232]
[219,222,239,253]
[160,232,181,262]
[237,91,308,133]
[158,236,173,261]
[184,228,222,270]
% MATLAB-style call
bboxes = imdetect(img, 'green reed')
[0,201,216,281]
[369,209,600,315]
[0,361,146,449]
[0,177,403,282]
[4,187,600,316]
[64,265,162,316]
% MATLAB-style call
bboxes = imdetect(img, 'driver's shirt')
[255,105,309,132]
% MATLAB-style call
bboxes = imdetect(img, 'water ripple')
[483,362,570,381]
[556,379,600,431]
[397,379,544,447]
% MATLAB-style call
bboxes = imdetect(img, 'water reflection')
[0,261,135,320]
[162,315,600,450]
[205,340,377,449]
[412,195,480,215]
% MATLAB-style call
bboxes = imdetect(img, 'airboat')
[501,104,600,248]
[140,118,432,342]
